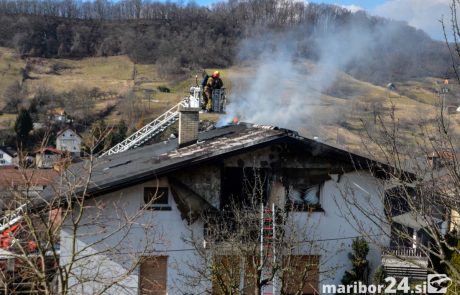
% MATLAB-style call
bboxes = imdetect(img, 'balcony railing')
[383,247,425,258]
[382,247,428,280]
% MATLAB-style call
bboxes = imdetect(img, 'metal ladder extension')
[102,101,186,156]
[260,203,277,295]
[0,203,28,234]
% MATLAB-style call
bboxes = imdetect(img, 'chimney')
[178,105,200,147]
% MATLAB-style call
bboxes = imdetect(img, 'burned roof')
[41,123,391,201]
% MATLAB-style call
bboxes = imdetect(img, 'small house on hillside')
[35,147,63,169]
[56,127,81,155]
[0,147,15,166]
[48,108,70,124]
[0,167,58,210]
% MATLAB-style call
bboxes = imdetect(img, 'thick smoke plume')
[219,13,429,132]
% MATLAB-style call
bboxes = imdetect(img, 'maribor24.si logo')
[322,274,453,294]
[427,274,452,294]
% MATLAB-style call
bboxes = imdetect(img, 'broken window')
[281,169,327,211]
[144,187,171,210]
[286,184,322,211]
[139,256,168,295]
[221,167,269,210]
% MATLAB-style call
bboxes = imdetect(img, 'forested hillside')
[0,0,453,84]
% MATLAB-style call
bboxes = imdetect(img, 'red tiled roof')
[0,168,58,187]
[34,147,63,155]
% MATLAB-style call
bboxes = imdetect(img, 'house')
[34,147,63,169]
[0,147,14,166]
[446,105,459,115]
[0,167,58,211]
[41,104,411,295]
[0,166,59,292]
[48,108,70,124]
[56,127,81,155]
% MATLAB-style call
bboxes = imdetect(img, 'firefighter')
[203,71,223,112]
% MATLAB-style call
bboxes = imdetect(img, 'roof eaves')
[86,131,289,197]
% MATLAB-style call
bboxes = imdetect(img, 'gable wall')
[0,150,13,165]
[60,177,207,294]
[61,144,389,294]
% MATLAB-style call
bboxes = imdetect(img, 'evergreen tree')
[89,119,109,154]
[444,231,460,294]
[341,238,370,293]
[14,107,33,145]
[111,120,127,146]
[372,266,387,294]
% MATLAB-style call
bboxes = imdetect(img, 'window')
[144,187,171,210]
[212,256,241,295]
[0,160,5,164]
[221,167,268,210]
[140,256,168,295]
[0,153,3,159]
[212,256,257,295]
[286,184,322,211]
[283,255,320,295]
[211,255,319,295]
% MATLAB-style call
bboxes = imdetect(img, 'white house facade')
[55,119,395,295]
[56,128,81,154]
[60,172,387,295]
[0,147,14,166]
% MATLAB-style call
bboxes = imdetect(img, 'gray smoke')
[219,15,401,132]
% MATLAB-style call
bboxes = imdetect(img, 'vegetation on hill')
[0,0,453,85]
[0,0,457,154]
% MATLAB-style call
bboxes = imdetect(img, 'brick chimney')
[178,105,200,147]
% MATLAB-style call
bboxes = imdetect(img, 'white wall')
[60,177,206,295]
[56,130,81,153]
[0,150,13,166]
[290,171,389,290]
[60,171,389,295]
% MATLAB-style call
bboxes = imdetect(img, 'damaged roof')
[43,123,390,199]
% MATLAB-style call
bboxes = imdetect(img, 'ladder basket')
[212,88,226,113]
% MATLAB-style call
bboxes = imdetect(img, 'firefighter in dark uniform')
[203,71,223,112]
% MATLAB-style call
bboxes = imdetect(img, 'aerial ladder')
[0,81,226,236]
[102,83,226,157]
[0,203,28,237]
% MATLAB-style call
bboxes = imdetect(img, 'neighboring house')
[0,147,14,166]
[35,147,63,169]
[0,167,58,211]
[56,127,81,155]
[48,108,70,124]
[0,167,59,291]
[44,106,407,295]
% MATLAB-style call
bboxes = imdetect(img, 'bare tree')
[335,89,460,292]
[0,139,162,294]
[175,169,338,295]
